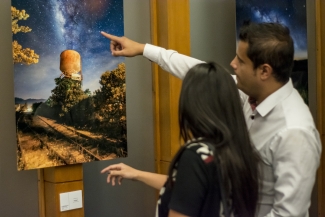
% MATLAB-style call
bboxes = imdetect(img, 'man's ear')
[258,64,272,81]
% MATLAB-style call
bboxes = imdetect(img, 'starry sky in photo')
[236,0,307,59]
[12,0,124,99]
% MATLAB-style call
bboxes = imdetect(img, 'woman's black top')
[156,142,227,217]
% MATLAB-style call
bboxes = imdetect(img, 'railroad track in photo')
[16,113,122,170]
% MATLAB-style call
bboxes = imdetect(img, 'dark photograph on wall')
[236,0,308,104]
[12,0,127,170]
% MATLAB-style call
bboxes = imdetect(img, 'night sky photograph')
[236,0,307,60]
[13,0,127,170]
[12,0,124,100]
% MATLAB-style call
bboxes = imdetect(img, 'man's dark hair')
[239,21,294,83]
[169,62,260,216]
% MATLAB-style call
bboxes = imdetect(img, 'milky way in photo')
[236,0,307,59]
[12,0,124,99]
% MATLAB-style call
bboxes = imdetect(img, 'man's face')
[230,41,259,96]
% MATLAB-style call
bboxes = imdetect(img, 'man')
[101,22,321,217]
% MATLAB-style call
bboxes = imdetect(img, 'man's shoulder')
[279,89,314,128]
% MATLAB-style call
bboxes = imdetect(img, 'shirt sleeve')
[143,43,204,79]
[143,44,247,107]
[265,127,321,217]
[168,148,211,216]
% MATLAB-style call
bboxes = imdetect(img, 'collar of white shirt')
[255,79,294,117]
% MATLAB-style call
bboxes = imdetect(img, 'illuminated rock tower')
[60,50,82,81]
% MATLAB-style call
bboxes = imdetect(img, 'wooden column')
[316,0,325,216]
[38,164,84,217]
[150,0,190,175]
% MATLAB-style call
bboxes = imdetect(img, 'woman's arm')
[101,163,167,190]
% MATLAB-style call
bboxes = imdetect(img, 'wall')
[190,0,236,71]
[306,0,318,216]
[83,1,156,217]
[0,0,39,216]
[0,0,156,216]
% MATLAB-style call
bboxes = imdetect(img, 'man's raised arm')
[101,31,203,79]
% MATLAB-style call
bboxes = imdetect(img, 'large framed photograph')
[236,0,308,103]
[12,0,127,170]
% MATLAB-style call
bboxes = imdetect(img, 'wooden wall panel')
[38,169,46,217]
[39,164,83,216]
[43,164,83,183]
[150,0,190,174]
[316,0,325,215]
[44,181,84,217]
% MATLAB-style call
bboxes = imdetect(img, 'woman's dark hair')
[169,62,260,216]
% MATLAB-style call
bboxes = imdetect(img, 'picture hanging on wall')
[12,0,127,171]
[236,0,308,104]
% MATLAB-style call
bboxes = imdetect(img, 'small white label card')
[59,192,70,212]
[69,190,83,210]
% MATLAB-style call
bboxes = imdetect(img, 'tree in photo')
[94,63,126,138]
[11,6,39,65]
[48,77,88,118]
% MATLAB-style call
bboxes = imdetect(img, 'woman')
[101,62,260,217]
